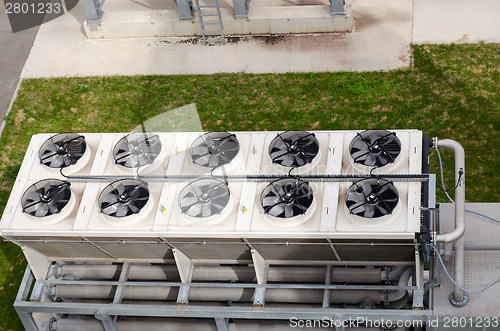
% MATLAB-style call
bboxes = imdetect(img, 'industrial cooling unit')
[1,129,451,330]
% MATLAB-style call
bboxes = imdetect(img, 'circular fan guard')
[179,179,231,218]
[261,178,314,218]
[269,131,319,168]
[99,180,150,218]
[21,179,71,217]
[39,133,86,168]
[191,132,240,168]
[113,132,162,168]
[345,178,399,218]
[349,130,401,168]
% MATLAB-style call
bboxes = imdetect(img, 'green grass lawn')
[0,43,498,330]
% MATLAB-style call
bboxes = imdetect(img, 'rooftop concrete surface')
[21,0,414,78]
[19,0,500,79]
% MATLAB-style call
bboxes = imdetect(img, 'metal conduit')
[51,267,413,304]
[48,318,407,331]
[57,264,406,283]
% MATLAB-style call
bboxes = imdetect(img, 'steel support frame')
[15,260,427,331]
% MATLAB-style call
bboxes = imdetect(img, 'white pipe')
[464,241,500,250]
[435,138,465,243]
[57,265,397,284]
[434,138,466,304]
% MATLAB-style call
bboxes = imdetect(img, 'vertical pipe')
[434,138,467,306]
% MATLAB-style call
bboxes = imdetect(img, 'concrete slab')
[21,0,413,77]
[432,203,500,318]
[413,0,500,44]
[0,3,39,124]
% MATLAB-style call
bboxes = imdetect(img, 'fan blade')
[364,204,376,218]
[181,196,199,207]
[377,154,389,165]
[187,203,202,217]
[352,140,369,151]
[115,150,131,163]
[128,202,140,214]
[365,154,377,166]
[360,182,372,195]
[44,141,59,154]
[368,133,379,145]
[47,201,60,214]
[208,155,219,167]
[383,197,399,203]
[35,204,49,217]
[116,204,129,217]
[263,196,278,207]
[25,191,41,201]
[273,138,287,151]
[294,154,306,166]
[192,145,209,156]
[346,192,366,203]
[375,204,389,215]
[281,154,295,167]
[50,156,64,168]
[269,204,284,217]
[202,205,212,217]
[203,135,215,148]
[102,194,118,205]
[382,136,394,146]
[194,154,211,167]
[351,150,369,161]
[115,183,126,196]
[377,184,389,195]
[284,205,294,218]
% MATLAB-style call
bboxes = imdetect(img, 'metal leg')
[81,0,101,30]
[215,317,229,331]
[95,311,117,331]
[176,0,194,19]
[330,0,345,15]
[14,266,39,331]
[322,265,333,308]
[232,0,251,18]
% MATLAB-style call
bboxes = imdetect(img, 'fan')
[349,130,401,167]
[113,132,162,168]
[179,179,231,218]
[21,179,71,217]
[39,133,87,168]
[345,178,399,218]
[261,178,314,218]
[190,132,239,168]
[99,180,150,218]
[269,131,319,168]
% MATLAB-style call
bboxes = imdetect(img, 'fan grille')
[345,178,399,218]
[99,180,150,218]
[39,133,86,168]
[269,131,319,168]
[349,130,401,168]
[179,179,231,218]
[21,179,71,217]
[191,132,240,168]
[113,132,162,168]
[261,178,314,218]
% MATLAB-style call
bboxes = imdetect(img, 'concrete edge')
[0,78,23,140]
